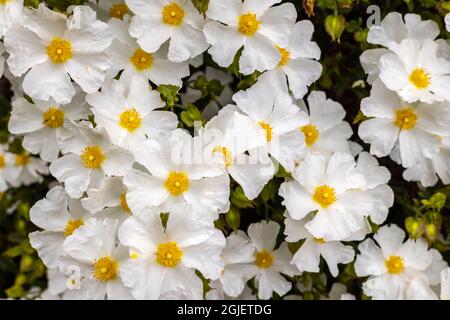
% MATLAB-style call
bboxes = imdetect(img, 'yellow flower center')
[313,185,336,208]
[259,121,273,142]
[255,249,274,269]
[109,3,129,19]
[409,68,431,90]
[277,46,290,67]
[130,48,154,71]
[42,107,64,128]
[395,107,417,131]
[301,124,319,146]
[81,145,105,169]
[385,255,404,274]
[164,171,189,196]
[93,256,118,282]
[238,13,260,36]
[314,237,326,244]
[0,0,12,4]
[120,193,131,214]
[162,2,184,26]
[64,219,84,237]
[15,153,29,166]
[156,242,183,267]
[46,38,73,64]
[0,155,5,168]
[212,146,233,167]
[119,108,142,132]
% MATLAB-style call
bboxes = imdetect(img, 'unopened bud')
[405,217,424,239]
[325,15,346,42]
[225,208,240,231]
[425,223,439,242]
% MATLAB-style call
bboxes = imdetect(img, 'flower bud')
[225,207,240,231]
[425,223,439,242]
[325,15,346,42]
[405,217,424,239]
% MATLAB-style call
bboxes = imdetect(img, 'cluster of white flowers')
[0,0,449,300]
[359,12,450,187]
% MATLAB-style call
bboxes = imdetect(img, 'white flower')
[0,41,5,78]
[29,186,90,268]
[368,12,440,49]
[360,13,441,84]
[403,136,450,187]
[232,79,307,172]
[0,0,23,38]
[81,176,132,223]
[246,220,298,300]
[4,4,113,104]
[86,76,178,151]
[125,0,209,62]
[279,152,372,241]
[284,214,354,277]
[295,91,352,160]
[359,79,450,168]
[181,67,233,121]
[215,231,256,298]
[355,152,394,225]
[0,144,12,192]
[378,38,450,103]
[61,218,133,300]
[198,107,275,200]
[4,151,48,188]
[204,0,296,75]
[49,124,134,198]
[123,129,230,216]
[258,20,322,99]
[355,224,438,300]
[8,92,90,162]
[118,204,226,300]
[446,14,450,32]
[441,268,450,300]
[106,18,189,86]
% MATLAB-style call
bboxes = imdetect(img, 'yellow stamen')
[385,255,404,274]
[81,145,105,169]
[276,46,290,67]
[312,185,336,208]
[409,68,431,90]
[259,121,273,142]
[238,13,260,36]
[119,108,142,132]
[15,153,29,167]
[46,38,73,64]
[0,155,5,168]
[93,256,118,281]
[255,249,274,269]
[130,49,154,71]
[42,107,64,128]
[156,242,183,267]
[395,107,417,131]
[64,219,84,236]
[164,171,189,196]
[120,193,131,214]
[301,124,319,146]
[162,2,184,26]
